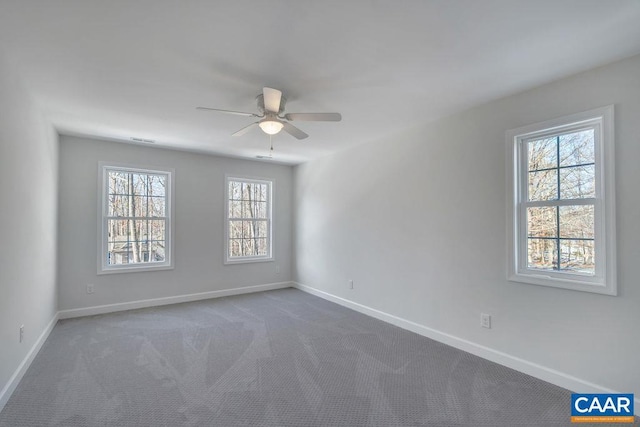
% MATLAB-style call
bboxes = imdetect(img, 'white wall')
[0,57,58,400]
[294,54,640,397]
[57,136,293,311]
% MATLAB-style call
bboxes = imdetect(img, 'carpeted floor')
[0,288,632,426]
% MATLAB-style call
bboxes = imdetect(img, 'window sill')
[224,257,274,265]
[98,264,174,275]
[508,272,616,296]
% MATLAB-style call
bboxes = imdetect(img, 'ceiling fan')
[197,87,341,140]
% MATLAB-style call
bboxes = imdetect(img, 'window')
[99,163,174,273]
[225,176,272,263]
[507,106,616,295]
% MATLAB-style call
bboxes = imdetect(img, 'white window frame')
[225,175,273,264]
[98,162,175,274]
[506,105,616,295]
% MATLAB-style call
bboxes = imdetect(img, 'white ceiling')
[1,1,640,164]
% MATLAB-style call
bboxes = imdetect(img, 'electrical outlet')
[86,284,95,294]
[481,313,491,329]
[349,279,354,289]
[19,325,24,343]
[275,264,280,274]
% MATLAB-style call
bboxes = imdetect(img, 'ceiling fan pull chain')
[269,134,274,158]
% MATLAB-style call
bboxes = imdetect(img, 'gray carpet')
[0,288,633,426]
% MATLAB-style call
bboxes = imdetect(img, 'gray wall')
[0,58,59,397]
[58,136,293,310]
[294,54,640,396]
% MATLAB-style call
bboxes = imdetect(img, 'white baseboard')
[5,282,636,412]
[58,281,293,319]
[293,282,639,406]
[0,313,59,412]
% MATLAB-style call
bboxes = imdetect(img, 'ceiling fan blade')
[282,122,309,140]
[197,107,259,117]
[232,122,259,137]
[263,87,282,113]
[284,112,342,122]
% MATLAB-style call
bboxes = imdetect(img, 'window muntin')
[507,106,616,295]
[226,177,272,263]
[100,165,173,273]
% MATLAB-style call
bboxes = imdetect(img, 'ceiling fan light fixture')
[258,119,284,135]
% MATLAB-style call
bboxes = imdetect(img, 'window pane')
[242,221,255,238]
[148,196,165,217]
[132,174,148,197]
[527,238,557,271]
[242,238,255,256]
[255,220,268,238]
[229,239,242,257]
[149,241,166,262]
[559,205,594,239]
[148,175,166,196]
[559,165,595,199]
[229,220,243,239]
[241,182,251,198]
[242,201,254,218]
[126,241,143,263]
[255,238,268,256]
[229,200,242,218]
[108,171,130,194]
[133,222,144,242]
[248,183,259,202]
[236,237,268,257]
[528,137,557,171]
[254,201,267,219]
[108,248,131,265]
[108,194,129,217]
[527,207,557,238]
[107,218,130,265]
[132,195,147,217]
[107,219,129,242]
[150,219,165,241]
[528,169,557,201]
[559,129,594,167]
[230,181,242,200]
[560,240,594,274]
[257,184,268,201]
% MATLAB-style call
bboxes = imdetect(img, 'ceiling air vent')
[130,137,155,143]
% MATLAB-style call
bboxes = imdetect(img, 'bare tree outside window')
[227,178,271,261]
[508,106,615,295]
[525,129,595,274]
[106,169,168,266]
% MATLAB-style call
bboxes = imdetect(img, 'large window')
[225,176,272,263]
[507,106,616,295]
[99,164,173,273]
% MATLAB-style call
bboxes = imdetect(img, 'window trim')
[98,162,175,274]
[224,175,274,265]
[506,105,616,295]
